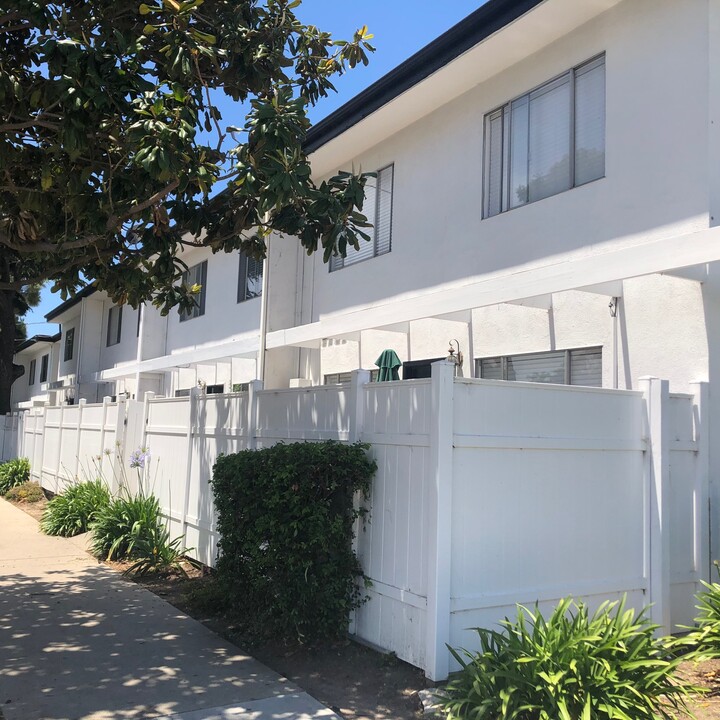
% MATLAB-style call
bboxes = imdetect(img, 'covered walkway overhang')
[95,225,720,383]
[94,332,260,382]
[266,226,720,351]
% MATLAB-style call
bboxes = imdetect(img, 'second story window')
[483,55,605,218]
[106,306,122,347]
[64,328,75,362]
[238,253,263,303]
[330,164,394,271]
[179,260,207,322]
[28,359,36,385]
[39,353,49,383]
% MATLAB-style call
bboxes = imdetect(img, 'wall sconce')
[197,379,207,393]
[447,340,464,368]
[65,387,76,406]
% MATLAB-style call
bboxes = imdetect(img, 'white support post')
[98,396,111,463]
[112,396,127,495]
[73,399,86,481]
[55,403,65,492]
[640,376,671,635]
[347,369,371,636]
[426,361,455,682]
[247,380,263,450]
[691,381,711,582]
[181,388,199,540]
[348,369,371,443]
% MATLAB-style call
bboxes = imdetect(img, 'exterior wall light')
[447,340,463,368]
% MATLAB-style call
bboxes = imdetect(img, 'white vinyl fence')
[0,365,710,681]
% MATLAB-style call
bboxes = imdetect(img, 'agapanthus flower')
[129,447,151,469]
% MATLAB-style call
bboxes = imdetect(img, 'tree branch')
[105,179,179,230]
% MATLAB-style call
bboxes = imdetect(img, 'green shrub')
[211,440,375,643]
[441,597,694,720]
[0,457,30,495]
[679,564,720,659]
[5,481,44,503]
[40,479,111,537]
[123,523,198,578]
[90,491,164,560]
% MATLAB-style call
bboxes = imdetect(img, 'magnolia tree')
[0,0,375,413]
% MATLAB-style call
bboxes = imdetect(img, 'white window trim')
[482,53,606,218]
[330,163,394,272]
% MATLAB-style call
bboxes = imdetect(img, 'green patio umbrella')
[375,349,402,382]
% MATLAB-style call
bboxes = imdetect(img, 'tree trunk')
[0,289,22,415]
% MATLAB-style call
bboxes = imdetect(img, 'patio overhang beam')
[266,226,720,352]
[96,334,261,380]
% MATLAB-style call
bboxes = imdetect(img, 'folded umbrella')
[375,349,402,382]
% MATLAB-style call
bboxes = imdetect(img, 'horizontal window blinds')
[331,164,393,271]
[484,55,605,217]
[477,347,602,387]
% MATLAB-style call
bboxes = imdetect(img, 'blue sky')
[26,1,484,336]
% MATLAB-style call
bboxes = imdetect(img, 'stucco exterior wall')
[302,0,710,322]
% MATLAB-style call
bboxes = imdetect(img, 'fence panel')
[668,392,706,630]
[448,380,648,660]
[0,414,19,462]
[355,379,432,669]
[255,386,350,446]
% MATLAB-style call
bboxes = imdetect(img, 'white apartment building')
[14,0,720,428]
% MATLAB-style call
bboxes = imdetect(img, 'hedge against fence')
[211,441,376,642]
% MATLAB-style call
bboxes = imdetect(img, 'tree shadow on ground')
[0,564,291,720]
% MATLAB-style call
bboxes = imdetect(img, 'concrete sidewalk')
[0,498,339,720]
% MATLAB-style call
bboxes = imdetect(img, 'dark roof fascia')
[15,333,61,353]
[304,0,546,155]
[45,285,97,322]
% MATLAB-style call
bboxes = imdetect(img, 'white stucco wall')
[163,246,263,354]
[301,0,710,323]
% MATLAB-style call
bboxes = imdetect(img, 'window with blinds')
[179,260,207,322]
[324,370,380,384]
[238,253,263,302]
[484,55,605,218]
[476,347,602,387]
[330,164,394,271]
[106,306,123,346]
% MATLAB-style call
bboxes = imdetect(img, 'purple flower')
[130,447,150,469]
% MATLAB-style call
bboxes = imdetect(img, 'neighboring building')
[11,334,61,408]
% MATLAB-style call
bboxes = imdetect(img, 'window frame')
[64,327,75,362]
[28,358,36,386]
[237,253,263,303]
[475,346,603,387]
[39,353,49,384]
[179,260,208,322]
[106,306,123,347]
[482,54,606,218]
[330,163,394,272]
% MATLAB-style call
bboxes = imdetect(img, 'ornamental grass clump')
[89,490,163,560]
[440,597,695,720]
[678,562,720,659]
[0,457,30,495]
[40,479,111,537]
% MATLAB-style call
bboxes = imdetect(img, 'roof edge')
[45,285,97,321]
[15,333,61,353]
[304,0,546,155]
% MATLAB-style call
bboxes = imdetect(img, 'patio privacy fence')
[0,363,710,681]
